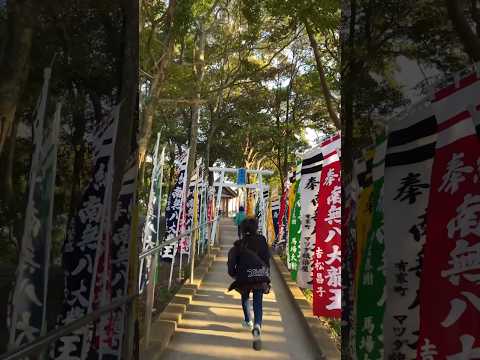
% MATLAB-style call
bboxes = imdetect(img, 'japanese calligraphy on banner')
[271,198,280,240]
[192,174,201,256]
[198,184,208,253]
[418,73,480,358]
[288,163,302,279]
[139,135,164,293]
[297,145,323,289]
[162,150,189,261]
[355,137,387,360]
[275,175,291,251]
[383,105,437,359]
[8,68,61,350]
[180,184,195,257]
[127,194,141,360]
[257,188,270,237]
[313,137,341,318]
[90,170,114,359]
[91,155,138,359]
[52,105,120,359]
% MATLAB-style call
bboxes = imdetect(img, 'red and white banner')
[418,73,480,359]
[275,179,289,249]
[313,135,341,318]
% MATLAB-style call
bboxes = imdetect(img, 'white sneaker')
[242,320,253,329]
[252,324,261,337]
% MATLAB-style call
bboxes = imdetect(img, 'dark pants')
[241,288,263,326]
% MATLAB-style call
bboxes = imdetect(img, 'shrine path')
[160,218,319,360]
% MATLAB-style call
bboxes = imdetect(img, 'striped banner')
[418,73,480,358]
[258,188,270,237]
[297,145,323,289]
[383,105,437,359]
[313,135,341,318]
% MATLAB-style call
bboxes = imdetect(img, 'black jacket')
[227,235,271,290]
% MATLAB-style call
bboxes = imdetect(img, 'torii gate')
[209,167,274,244]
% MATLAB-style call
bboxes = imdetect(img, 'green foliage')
[142,0,340,194]
[342,0,470,169]
[0,0,129,264]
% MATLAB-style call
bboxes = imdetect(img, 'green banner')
[355,147,386,359]
[288,180,302,280]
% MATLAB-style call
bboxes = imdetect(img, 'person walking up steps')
[233,206,246,239]
[227,217,271,351]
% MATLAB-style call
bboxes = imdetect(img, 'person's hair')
[239,206,244,212]
[240,217,258,237]
[239,217,260,252]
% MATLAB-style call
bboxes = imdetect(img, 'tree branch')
[446,0,480,60]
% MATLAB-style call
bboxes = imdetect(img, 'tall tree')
[0,0,34,156]
[139,0,180,166]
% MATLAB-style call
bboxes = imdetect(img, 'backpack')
[235,238,270,284]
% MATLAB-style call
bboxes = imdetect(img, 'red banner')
[418,75,480,358]
[313,139,341,318]
[277,181,289,246]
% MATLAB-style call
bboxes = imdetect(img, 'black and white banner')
[52,105,120,360]
[139,134,164,293]
[297,145,323,289]
[8,68,62,350]
[162,150,189,261]
[383,106,437,359]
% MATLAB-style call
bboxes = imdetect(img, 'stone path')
[161,219,319,360]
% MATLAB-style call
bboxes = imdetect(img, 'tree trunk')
[186,21,206,185]
[446,0,480,61]
[204,90,224,186]
[0,0,34,157]
[138,0,177,167]
[283,101,289,186]
[341,0,358,179]
[165,143,176,197]
[0,120,18,205]
[204,113,216,186]
[186,107,200,185]
[274,108,285,195]
[304,19,341,129]
[111,0,139,216]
